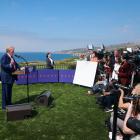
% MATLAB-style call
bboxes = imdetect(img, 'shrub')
[67,63,76,69]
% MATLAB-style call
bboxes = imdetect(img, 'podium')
[12,70,25,75]
[12,68,30,102]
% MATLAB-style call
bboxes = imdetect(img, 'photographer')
[109,86,130,140]
[123,84,140,139]
[110,84,140,139]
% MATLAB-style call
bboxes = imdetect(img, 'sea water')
[0,52,74,62]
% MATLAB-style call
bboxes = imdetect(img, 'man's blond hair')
[6,46,15,53]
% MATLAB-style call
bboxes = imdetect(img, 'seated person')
[96,79,120,112]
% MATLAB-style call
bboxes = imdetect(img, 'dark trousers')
[2,83,13,109]
[97,94,115,108]
[103,94,116,108]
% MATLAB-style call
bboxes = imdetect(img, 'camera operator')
[86,49,94,61]
[129,51,140,84]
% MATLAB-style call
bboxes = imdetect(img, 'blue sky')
[0,0,140,52]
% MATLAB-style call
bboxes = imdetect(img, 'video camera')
[87,44,105,60]
[127,117,140,134]
[127,52,140,83]
[113,83,131,90]
[128,52,140,71]
[123,94,140,100]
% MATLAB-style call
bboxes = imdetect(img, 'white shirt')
[7,53,15,68]
[49,58,54,65]
[112,63,120,80]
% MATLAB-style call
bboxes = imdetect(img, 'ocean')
[0,52,74,62]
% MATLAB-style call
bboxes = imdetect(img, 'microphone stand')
[25,61,30,103]
[15,55,30,103]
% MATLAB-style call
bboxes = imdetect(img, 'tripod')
[112,89,120,140]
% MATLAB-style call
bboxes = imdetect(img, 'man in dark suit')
[0,46,19,110]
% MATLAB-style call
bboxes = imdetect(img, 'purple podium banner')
[16,71,38,85]
[38,69,59,83]
[16,69,75,85]
[59,70,75,83]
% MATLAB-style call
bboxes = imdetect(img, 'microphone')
[14,54,28,64]
[114,84,130,90]
[14,54,21,58]
[123,95,140,100]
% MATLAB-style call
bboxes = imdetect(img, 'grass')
[0,83,108,140]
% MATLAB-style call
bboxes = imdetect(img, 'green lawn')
[0,83,108,140]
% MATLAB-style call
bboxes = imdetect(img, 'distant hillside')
[54,48,87,54]
[107,42,140,51]
[54,42,140,54]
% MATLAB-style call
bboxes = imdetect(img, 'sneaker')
[116,134,123,140]
[86,90,93,95]
[104,107,113,113]
[108,132,112,140]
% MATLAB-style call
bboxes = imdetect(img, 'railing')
[21,63,76,70]
[0,63,76,73]
[36,64,71,70]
